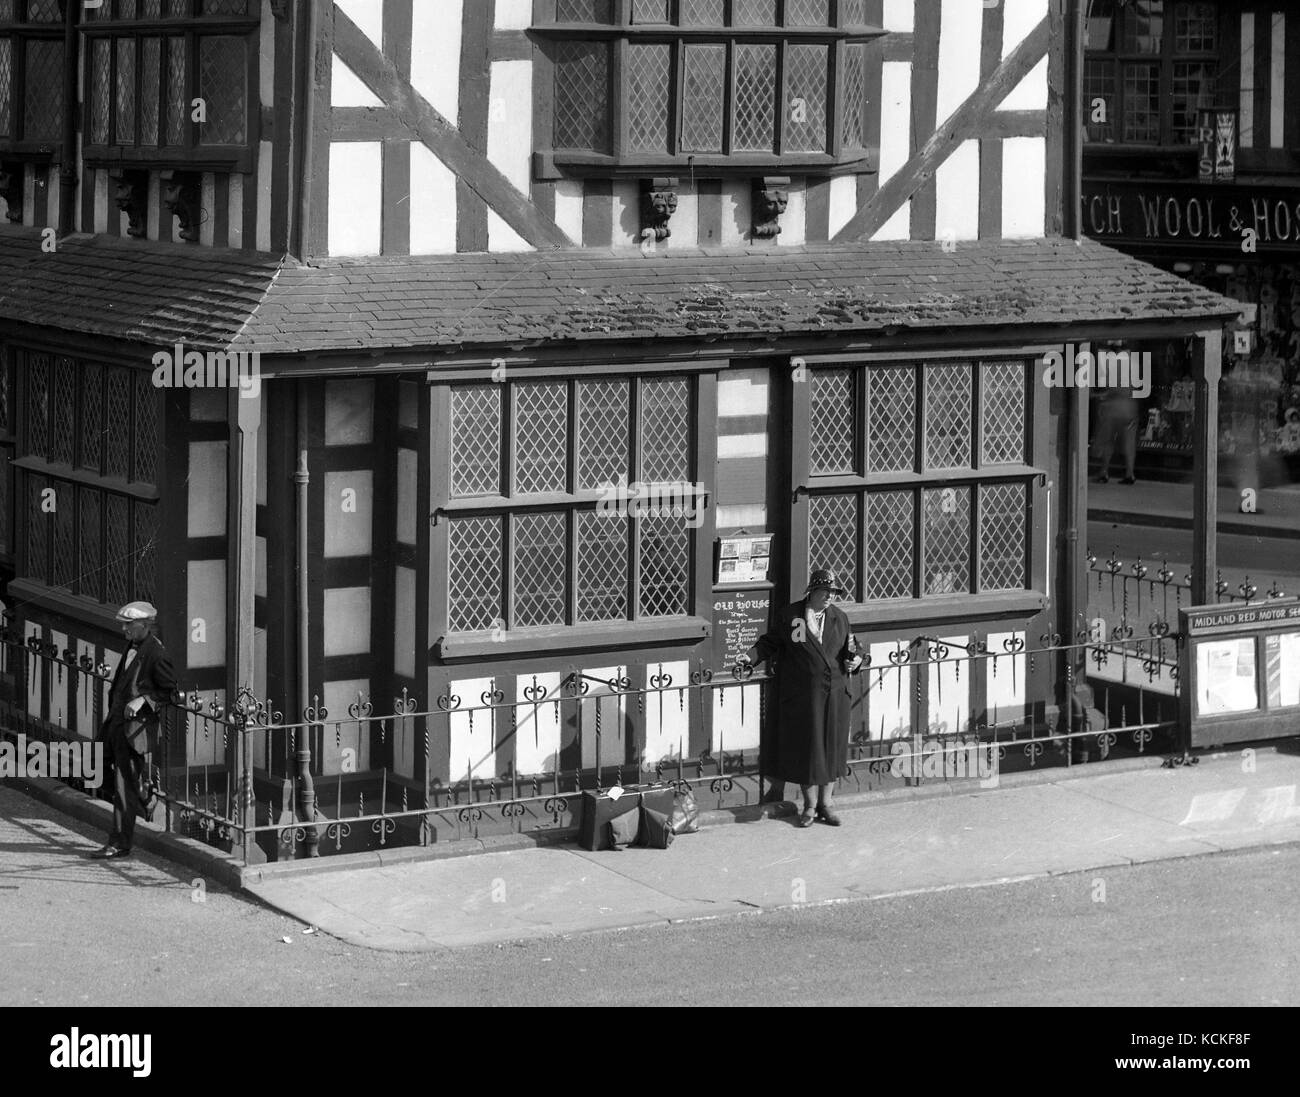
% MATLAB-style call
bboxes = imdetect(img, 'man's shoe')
[1120,476,1137,485]
[815,807,842,827]
[1093,475,1109,484]
[797,810,816,828]
[90,845,130,860]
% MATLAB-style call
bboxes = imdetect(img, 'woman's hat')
[805,569,845,596]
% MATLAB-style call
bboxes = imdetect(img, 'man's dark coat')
[752,600,861,786]
[100,634,178,756]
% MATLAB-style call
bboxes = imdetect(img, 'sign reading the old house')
[713,592,773,670]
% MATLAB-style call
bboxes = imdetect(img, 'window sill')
[82,146,254,174]
[4,579,129,638]
[535,149,877,181]
[841,591,1048,629]
[437,616,712,662]
[0,143,59,163]
[11,457,159,501]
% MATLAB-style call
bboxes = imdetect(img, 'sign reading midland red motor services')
[1082,180,1300,256]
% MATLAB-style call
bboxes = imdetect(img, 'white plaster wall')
[874,60,912,241]
[934,138,980,242]
[1001,135,1045,238]
[328,142,383,255]
[999,0,1049,112]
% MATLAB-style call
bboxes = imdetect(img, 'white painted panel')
[146,172,161,241]
[187,440,227,539]
[395,567,416,680]
[324,588,372,656]
[488,210,532,253]
[1002,0,1048,56]
[48,631,68,734]
[257,139,273,251]
[578,668,629,770]
[671,183,698,247]
[199,173,216,246]
[554,178,584,243]
[336,0,383,47]
[867,642,912,739]
[986,632,1027,725]
[487,60,532,190]
[928,636,971,735]
[999,58,1048,112]
[76,641,96,740]
[226,173,243,248]
[495,0,532,30]
[393,709,417,779]
[411,0,462,120]
[712,682,761,752]
[409,143,458,255]
[937,0,983,125]
[781,177,807,246]
[93,168,108,234]
[328,142,382,256]
[324,470,374,558]
[612,179,640,247]
[513,672,563,775]
[326,378,374,443]
[642,661,690,765]
[874,201,911,241]
[1271,13,1286,149]
[449,676,496,781]
[721,180,749,245]
[331,55,383,107]
[718,374,768,417]
[187,560,227,670]
[256,536,267,599]
[935,138,980,242]
[879,61,911,186]
[321,678,371,775]
[22,163,33,226]
[397,448,418,545]
[882,0,914,33]
[828,174,857,238]
[1240,14,1255,148]
[718,433,768,459]
[716,504,767,529]
[259,0,275,108]
[186,689,225,768]
[1001,135,1045,238]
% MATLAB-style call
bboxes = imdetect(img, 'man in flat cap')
[92,602,177,859]
[741,570,863,828]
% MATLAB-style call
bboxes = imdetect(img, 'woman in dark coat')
[742,570,863,827]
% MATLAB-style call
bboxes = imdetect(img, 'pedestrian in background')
[1093,385,1141,484]
[92,602,177,860]
[741,570,863,828]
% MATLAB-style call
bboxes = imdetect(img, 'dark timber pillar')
[1191,330,1223,605]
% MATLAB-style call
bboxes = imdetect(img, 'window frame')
[1083,0,1221,151]
[79,0,259,173]
[791,348,1052,627]
[431,364,719,660]
[533,0,882,179]
[0,0,69,160]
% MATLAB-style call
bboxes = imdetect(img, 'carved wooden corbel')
[640,177,679,242]
[752,176,791,239]
[110,169,149,238]
[160,169,202,242]
[0,162,22,223]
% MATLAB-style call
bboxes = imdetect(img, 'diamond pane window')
[682,44,725,152]
[23,39,63,142]
[809,494,859,600]
[26,353,48,460]
[104,369,131,480]
[979,483,1027,592]
[165,36,187,144]
[866,366,915,473]
[680,0,725,24]
[203,0,249,13]
[980,361,1026,465]
[166,0,190,17]
[0,2,13,21]
[51,358,75,467]
[198,35,247,144]
[631,0,669,22]
[133,498,158,602]
[142,0,163,17]
[841,0,867,24]
[448,516,504,632]
[734,43,776,152]
[51,480,75,589]
[91,37,111,144]
[577,511,628,622]
[555,40,610,151]
[785,43,828,155]
[785,0,831,26]
[133,371,159,485]
[451,387,502,497]
[923,486,971,596]
[576,380,629,490]
[809,369,855,475]
[865,491,914,599]
[104,493,130,605]
[640,377,690,483]
[513,512,568,626]
[25,474,46,583]
[80,364,102,471]
[515,382,569,495]
[116,37,137,145]
[140,37,161,144]
[639,514,690,617]
[0,39,11,139]
[924,363,972,470]
[626,42,672,154]
[734,0,777,25]
[841,43,866,149]
[25,0,60,21]
[78,487,102,602]
[556,0,614,21]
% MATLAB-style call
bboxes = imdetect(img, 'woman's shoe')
[797,810,816,828]
[815,807,842,826]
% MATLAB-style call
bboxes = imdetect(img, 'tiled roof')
[0,229,1241,356]
[0,227,285,351]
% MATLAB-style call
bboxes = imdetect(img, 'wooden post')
[1191,330,1222,605]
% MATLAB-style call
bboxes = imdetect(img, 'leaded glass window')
[14,350,160,606]
[805,360,1035,602]
[0,2,69,150]
[445,375,702,633]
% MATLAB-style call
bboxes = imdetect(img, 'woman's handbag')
[670,788,701,835]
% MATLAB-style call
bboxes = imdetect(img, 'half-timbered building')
[0,1,1243,860]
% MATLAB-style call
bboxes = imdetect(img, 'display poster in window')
[1197,109,1236,183]
[1265,632,1300,709]
[713,592,772,671]
[716,534,773,585]
[1194,637,1259,716]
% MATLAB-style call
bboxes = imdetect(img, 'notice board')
[1179,599,1300,746]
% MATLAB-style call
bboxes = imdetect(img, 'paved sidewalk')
[242,748,1300,951]
[1090,478,1300,538]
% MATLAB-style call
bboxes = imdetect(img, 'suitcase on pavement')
[579,783,676,850]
